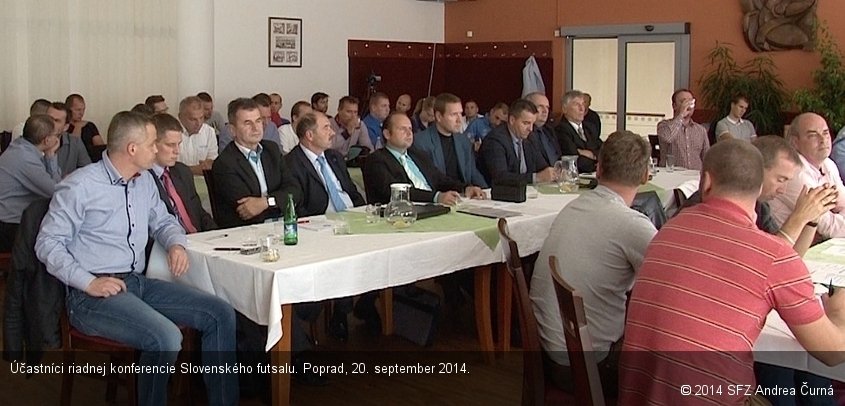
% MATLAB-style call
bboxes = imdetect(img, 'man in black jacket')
[210,98,299,229]
[150,113,216,233]
[554,90,603,173]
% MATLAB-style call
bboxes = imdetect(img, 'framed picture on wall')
[268,17,302,68]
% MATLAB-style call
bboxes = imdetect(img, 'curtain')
[0,0,177,135]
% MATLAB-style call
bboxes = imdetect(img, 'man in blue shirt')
[35,111,238,406]
[362,92,389,149]
[465,102,509,150]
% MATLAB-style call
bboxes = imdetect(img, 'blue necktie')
[248,150,260,164]
[317,156,347,212]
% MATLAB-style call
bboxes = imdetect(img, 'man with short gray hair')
[555,90,602,173]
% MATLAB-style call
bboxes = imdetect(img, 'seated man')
[211,98,298,229]
[0,115,61,252]
[655,88,709,169]
[12,98,51,140]
[150,113,216,233]
[461,99,481,133]
[525,92,561,167]
[46,102,91,175]
[35,111,237,406]
[477,99,556,186]
[619,139,845,405]
[285,111,364,341]
[330,96,374,159]
[145,94,169,114]
[269,92,290,127]
[311,92,330,116]
[714,94,756,142]
[176,96,218,175]
[530,130,657,398]
[395,93,412,115]
[411,96,436,134]
[413,92,488,188]
[770,113,845,238]
[197,91,227,135]
[465,102,508,147]
[554,90,602,173]
[362,92,389,149]
[363,112,483,205]
[278,101,312,155]
[217,93,283,152]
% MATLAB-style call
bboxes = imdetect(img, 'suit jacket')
[477,124,548,185]
[150,162,216,232]
[284,145,365,217]
[57,133,91,176]
[362,147,466,204]
[210,140,299,228]
[584,108,601,138]
[412,125,488,188]
[554,120,602,173]
[532,123,562,167]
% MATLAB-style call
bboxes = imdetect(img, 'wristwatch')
[267,196,277,207]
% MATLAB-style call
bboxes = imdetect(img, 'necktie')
[516,140,527,174]
[161,169,198,234]
[248,150,260,164]
[577,125,587,142]
[399,154,431,191]
[317,155,347,212]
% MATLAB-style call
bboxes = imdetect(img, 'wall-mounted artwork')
[741,0,817,52]
[269,17,302,67]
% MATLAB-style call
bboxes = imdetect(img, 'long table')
[149,169,701,405]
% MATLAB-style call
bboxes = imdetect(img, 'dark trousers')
[0,221,19,252]
[544,340,621,399]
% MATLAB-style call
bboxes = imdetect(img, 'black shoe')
[353,296,382,334]
[329,314,349,342]
[293,355,330,387]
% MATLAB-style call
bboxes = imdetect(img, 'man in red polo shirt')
[619,139,845,406]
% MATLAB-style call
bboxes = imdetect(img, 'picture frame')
[268,17,302,68]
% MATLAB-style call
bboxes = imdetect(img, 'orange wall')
[445,0,845,113]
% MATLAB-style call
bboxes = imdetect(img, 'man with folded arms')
[363,112,483,205]
[217,93,283,152]
[530,131,656,398]
[413,92,488,189]
[0,114,61,252]
[477,99,556,186]
[771,112,845,238]
[150,113,216,233]
[555,90,602,173]
[35,111,237,406]
[619,139,845,406]
[177,96,218,175]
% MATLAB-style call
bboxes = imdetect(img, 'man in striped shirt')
[656,88,710,170]
[619,139,845,405]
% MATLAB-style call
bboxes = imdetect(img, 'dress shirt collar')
[101,151,139,185]
[234,140,263,159]
[386,145,408,161]
[797,151,825,174]
[567,120,582,131]
[301,146,323,165]
[508,129,522,145]
[151,163,166,178]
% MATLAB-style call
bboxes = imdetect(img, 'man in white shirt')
[770,112,845,238]
[278,101,312,155]
[176,96,218,175]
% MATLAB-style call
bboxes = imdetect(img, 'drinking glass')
[666,154,676,173]
[365,204,382,224]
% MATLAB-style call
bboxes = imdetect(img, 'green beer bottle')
[283,193,298,245]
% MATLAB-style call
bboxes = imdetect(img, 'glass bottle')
[384,183,416,229]
[283,193,298,245]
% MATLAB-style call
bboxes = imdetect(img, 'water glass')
[365,204,382,224]
[666,154,676,173]
[332,214,351,235]
[241,227,258,247]
[649,157,658,179]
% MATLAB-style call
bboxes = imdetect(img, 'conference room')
[3,1,845,405]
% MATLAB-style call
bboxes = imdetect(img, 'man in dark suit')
[286,112,365,218]
[284,111,364,341]
[525,92,562,167]
[149,113,216,232]
[477,99,557,186]
[363,112,484,205]
[413,93,488,189]
[583,92,602,138]
[555,90,603,173]
[210,98,298,229]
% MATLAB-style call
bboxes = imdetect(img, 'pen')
[207,234,229,240]
[213,247,241,251]
[297,219,310,224]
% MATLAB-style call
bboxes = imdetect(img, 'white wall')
[213,0,444,117]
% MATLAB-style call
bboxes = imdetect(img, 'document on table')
[805,260,845,284]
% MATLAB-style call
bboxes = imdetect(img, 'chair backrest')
[549,256,606,406]
[202,169,220,221]
[497,218,545,406]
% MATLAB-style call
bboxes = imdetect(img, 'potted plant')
[794,24,845,134]
[698,42,788,138]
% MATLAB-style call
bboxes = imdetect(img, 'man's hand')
[85,277,127,298]
[473,140,482,153]
[44,135,61,157]
[675,98,695,119]
[167,245,189,277]
[535,167,557,183]
[236,196,269,220]
[577,148,596,160]
[822,288,845,327]
[200,159,214,171]
[793,184,838,225]
[464,186,486,200]
[437,191,462,206]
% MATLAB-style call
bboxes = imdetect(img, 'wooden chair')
[549,255,607,406]
[497,219,567,406]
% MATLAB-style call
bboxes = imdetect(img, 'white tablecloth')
[150,170,698,351]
